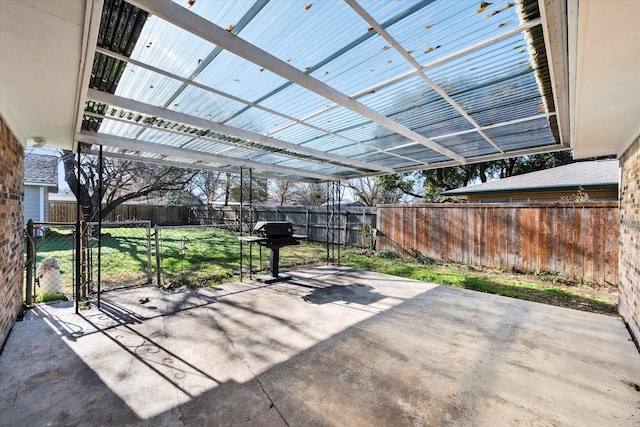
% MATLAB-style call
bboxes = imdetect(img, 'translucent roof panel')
[304,107,370,134]
[390,0,522,67]
[483,117,556,150]
[80,0,563,182]
[112,65,185,107]
[434,132,500,157]
[268,123,329,146]
[224,107,293,135]
[238,1,371,72]
[195,50,291,102]
[168,84,247,122]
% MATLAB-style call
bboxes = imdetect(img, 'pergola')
[0,0,566,182]
[3,1,639,178]
[3,0,638,180]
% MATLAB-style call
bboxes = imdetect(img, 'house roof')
[442,159,619,196]
[24,154,58,188]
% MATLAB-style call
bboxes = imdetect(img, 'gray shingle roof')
[24,154,58,187]
[442,160,619,196]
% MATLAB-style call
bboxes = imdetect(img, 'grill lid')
[254,221,294,237]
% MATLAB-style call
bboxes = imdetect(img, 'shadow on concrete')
[2,267,639,426]
[300,284,385,305]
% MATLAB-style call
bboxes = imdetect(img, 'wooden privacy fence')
[48,202,377,247]
[376,202,619,286]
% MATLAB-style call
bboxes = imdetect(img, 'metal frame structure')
[72,0,563,183]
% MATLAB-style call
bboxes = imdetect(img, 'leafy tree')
[230,176,268,204]
[378,151,577,202]
[510,151,574,176]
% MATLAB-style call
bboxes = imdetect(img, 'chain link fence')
[24,220,153,304]
[86,221,153,292]
[24,222,76,303]
[24,219,328,304]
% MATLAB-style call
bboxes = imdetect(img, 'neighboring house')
[24,153,58,224]
[441,160,619,203]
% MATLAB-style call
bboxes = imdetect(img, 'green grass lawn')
[339,249,617,315]
[27,227,616,314]
[158,227,327,286]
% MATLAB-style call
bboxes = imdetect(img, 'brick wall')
[619,136,640,340]
[0,117,24,350]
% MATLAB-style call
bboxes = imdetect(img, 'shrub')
[375,250,398,259]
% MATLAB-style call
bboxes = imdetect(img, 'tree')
[229,176,268,204]
[273,180,297,206]
[290,183,327,206]
[347,177,403,206]
[61,149,198,221]
[189,170,225,205]
[378,151,577,202]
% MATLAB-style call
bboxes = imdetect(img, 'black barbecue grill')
[238,221,306,283]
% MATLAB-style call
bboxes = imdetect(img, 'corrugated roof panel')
[327,145,378,158]
[303,107,369,134]
[305,35,415,96]
[356,75,437,113]
[356,151,398,162]
[112,64,184,106]
[126,15,217,79]
[483,117,556,150]
[268,123,328,145]
[330,121,391,144]
[270,158,350,175]
[195,50,290,103]
[425,31,546,128]
[299,135,354,152]
[360,0,427,23]
[82,0,561,182]
[100,118,146,139]
[181,138,236,154]
[360,149,447,165]
[250,84,332,124]
[378,158,422,169]
[395,105,472,137]
[238,1,369,71]
[362,132,413,150]
[171,0,257,28]
[168,84,248,122]
[137,127,195,146]
[434,132,499,157]
[243,153,299,165]
[224,106,293,135]
[390,1,521,68]
[430,36,532,90]
[356,79,474,139]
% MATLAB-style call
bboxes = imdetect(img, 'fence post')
[25,219,34,305]
[155,224,162,287]
[146,221,152,283]
[306,208,309,238]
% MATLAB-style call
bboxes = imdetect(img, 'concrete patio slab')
[0,266,638,426]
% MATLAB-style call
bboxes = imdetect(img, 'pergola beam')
[382,113,556,153]
[346,0,505,155]
[127,0,465,164]
[82,148,318,182]
[75,130,342,182]
[265,18,542,142]
[86,89,393,174]
[95,47,428,169]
